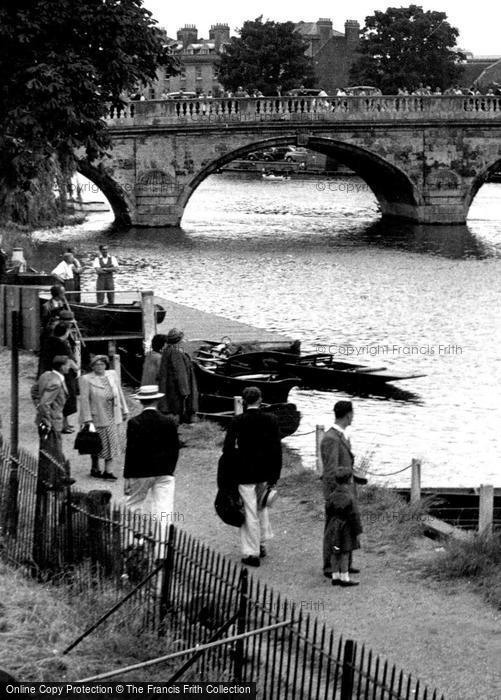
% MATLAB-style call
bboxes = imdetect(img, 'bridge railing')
[106,95,501,126]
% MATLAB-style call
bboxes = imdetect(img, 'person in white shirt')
[92,245,119,304]
[52,252,81,293]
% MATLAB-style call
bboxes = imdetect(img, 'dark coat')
[124,409,179,478]
[219,409,282,488]
[320,427,356,499]
[324,484,363,554]
[158,345,199,419]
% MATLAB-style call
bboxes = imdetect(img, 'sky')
[144,0,500,56]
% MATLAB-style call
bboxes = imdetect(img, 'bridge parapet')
[107,95,501,127]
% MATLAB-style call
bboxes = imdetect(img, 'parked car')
[166,91,198,99]
[288,88,324,97]
[283,147,309,163]
[344,86,382,96]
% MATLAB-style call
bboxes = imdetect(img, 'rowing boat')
[222,351,426,392]
[198,394,301,438]
[193,357,300,404]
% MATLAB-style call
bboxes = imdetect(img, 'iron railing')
[0,442,445,699]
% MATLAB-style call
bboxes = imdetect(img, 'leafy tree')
[0,0,177,225]
[349,5,464,93]
[218,17,314,95]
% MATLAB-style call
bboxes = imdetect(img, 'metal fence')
[0,441,445,699]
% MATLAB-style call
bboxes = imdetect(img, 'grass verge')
[0,559,179,681]
[423,532,501,609]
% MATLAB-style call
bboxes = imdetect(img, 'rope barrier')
[287,429,316,437]
[363,463,415,478]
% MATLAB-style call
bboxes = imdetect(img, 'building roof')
[295,20,343,39]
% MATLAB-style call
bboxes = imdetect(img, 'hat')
[59,310,74,320]
[52,355,69,364]
[89,354,109,368]
[132,385,165,401]
[166,328,184,344]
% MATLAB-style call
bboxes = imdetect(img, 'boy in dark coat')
[325,468,363,587]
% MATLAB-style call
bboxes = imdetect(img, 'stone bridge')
[82,95,501,227]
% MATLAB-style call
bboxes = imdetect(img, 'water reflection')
[361,220,495,259]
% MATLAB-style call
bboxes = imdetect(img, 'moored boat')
[221,351,426,392]
[69,301,166,336]
[197,394,301,438]
[193,357,301,404]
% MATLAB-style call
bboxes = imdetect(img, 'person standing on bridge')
[93,244,119,304]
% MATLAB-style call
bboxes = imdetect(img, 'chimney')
[177,24,198,48]
[344,20,360,47]
[317,18,333,46]
[209,23,230,51]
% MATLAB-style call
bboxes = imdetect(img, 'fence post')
[233,396,243,415]
[159,524,176,636]
[4,311,20,536]
[478,485,494,535]
[315,425,325,473]
[340,639,356,700]
[233,567,248,682]
[141,291,156,356]
[410,458,421,504]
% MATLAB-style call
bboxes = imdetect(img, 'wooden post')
[234,567,248,682]
[0,284,5,346]
[315,424,325,473]
[478,484,494,535]
[340,639,356,700]
[159,524,175,636]
[233,396,243,415]
[4,311,20,536]
[410,458,421,504]
[141,291,156,355]
[108,340,121,385]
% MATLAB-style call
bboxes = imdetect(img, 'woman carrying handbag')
[78,355,129,480]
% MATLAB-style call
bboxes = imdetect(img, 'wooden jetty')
[0,285,294,358]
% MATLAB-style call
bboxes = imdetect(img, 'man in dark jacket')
[124,384,180,546]
[158,328,198,423]
[219,386,282,567]
[320,400,366,580]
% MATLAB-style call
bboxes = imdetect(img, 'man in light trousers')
[221,386,282,567]
[124,385,180,554]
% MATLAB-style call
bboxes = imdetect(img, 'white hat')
[132,385,165,400]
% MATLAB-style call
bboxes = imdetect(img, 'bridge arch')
[77,160,132,227]
[178,136,423,222]
[465,158,501,217]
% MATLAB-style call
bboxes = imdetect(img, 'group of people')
[31,307,366,584]
[50,244,119,304]
[397,83,499,96]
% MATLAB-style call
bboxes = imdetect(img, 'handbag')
[74,424,102,455]
[214,488,245,528]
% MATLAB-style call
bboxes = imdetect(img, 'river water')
[33,173,501,486]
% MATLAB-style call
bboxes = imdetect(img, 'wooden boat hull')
[68,302,166,336]
[194,360,300,404]
[198,394,301,438]
[223,351,426,392]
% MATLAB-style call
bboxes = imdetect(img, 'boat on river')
[68,302,166,336]
[221,351,426,392]
[194,353,301,404]
[198,394,301,438]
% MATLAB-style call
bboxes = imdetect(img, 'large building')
[294,18,361,93]
[147,24,231,98]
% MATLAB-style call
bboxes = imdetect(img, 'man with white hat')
[124,384,180,546]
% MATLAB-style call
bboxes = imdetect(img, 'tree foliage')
[0,0,177,225]
[218,17,314,95]
[349,5,464,93]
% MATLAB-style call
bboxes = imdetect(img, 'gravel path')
[2,350,501,700]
